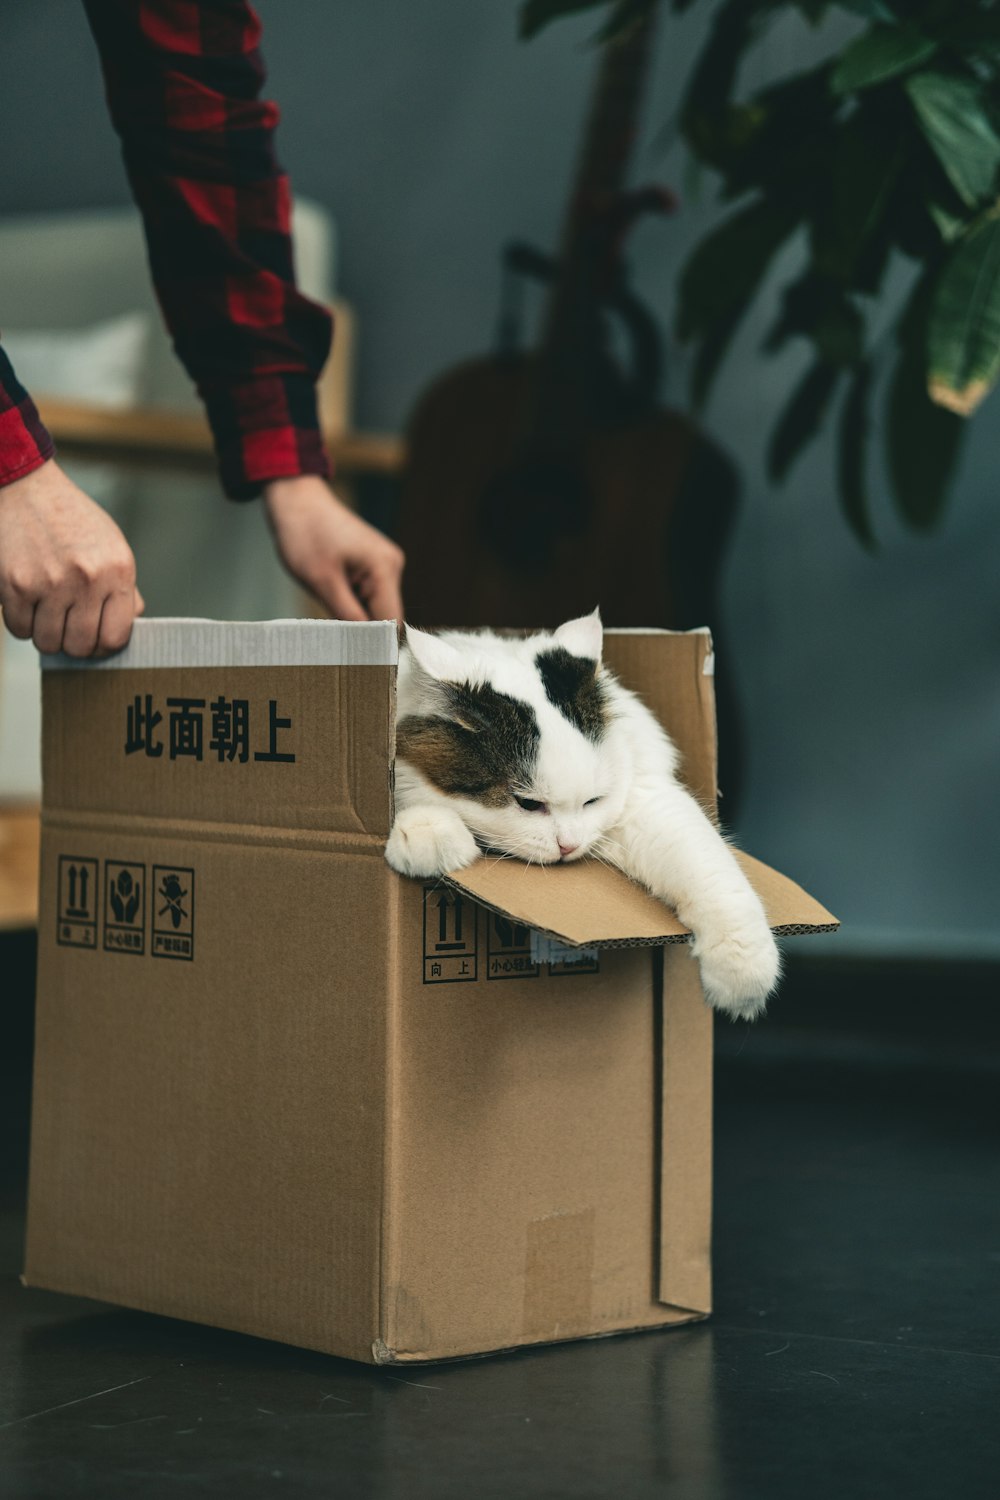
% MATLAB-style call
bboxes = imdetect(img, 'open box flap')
[446,626,836,945]
[445,850,838,949]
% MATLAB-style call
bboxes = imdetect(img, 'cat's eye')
[514,795,547,813]
[584,797,603,807]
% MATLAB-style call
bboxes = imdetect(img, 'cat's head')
[397,610,628,865]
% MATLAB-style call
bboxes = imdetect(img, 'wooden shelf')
[0,806,40,932]
[35,398,406,477]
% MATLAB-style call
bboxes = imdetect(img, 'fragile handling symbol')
[109,868,141,925]
[493,914,528,949]
[103,861,146,956]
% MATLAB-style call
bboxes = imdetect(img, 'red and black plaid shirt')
[0,0,333,500]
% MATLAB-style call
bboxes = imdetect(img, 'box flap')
[445,628,836,946]
[40,618,398,837]
[446,851,837,948]
[603,628,717,815]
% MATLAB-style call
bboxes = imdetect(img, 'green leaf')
[924,17,1000,58]
[767,360,842,482]
[886,283,964,528]
[705,64,839,203]
[690,308,743,410]
[594,0,658,43]
[835,1,897,19]
[926,194,970,244]
[679,0,765,145]
[836,361,877,550]
[831,24,937,96]
[814,110,902,285]
[677,199,798,408]
[927,214,1000,414]
[791,0,830,24]
[906,70,1000,208]
[764,274,864,364]
[677,199,797,341]
[519,0,609,40]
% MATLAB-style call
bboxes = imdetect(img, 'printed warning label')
[487,912,539,981]
[152,865,195,961]
[423,886,478,983]
[103,861,146,955]
[56,856,99,949]
[529,932,601,976]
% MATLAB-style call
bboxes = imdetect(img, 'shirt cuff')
[200,373,332,501]
[0,348,56,489]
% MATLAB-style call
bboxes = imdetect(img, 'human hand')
[0,459,144,657]
[263,475,405,623]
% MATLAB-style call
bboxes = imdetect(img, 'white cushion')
[1,312,149,409]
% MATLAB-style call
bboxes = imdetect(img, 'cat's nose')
[558,840,579,859]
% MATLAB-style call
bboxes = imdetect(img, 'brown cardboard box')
[24,620,836,1365]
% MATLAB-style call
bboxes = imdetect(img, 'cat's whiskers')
[594,834,628,868]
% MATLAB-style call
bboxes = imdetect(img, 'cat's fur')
[386,610,779,1019]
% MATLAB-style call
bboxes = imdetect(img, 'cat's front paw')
[693,922,781,1021]
[385,806,480,879]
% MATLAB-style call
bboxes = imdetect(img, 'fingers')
[24,586,140,658]
[30,595,70,655]
[318,569,369,623]
[350,540,405,623]
[0,460,140,658]
[61,596,106,658]
[94,586,140,657]
[0,595,34,641]
[361,568,405,624]
[260,474,405,622]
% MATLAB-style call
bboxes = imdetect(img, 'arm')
[81,0,332,500]
[0,344,55,490]
[82,0,404,621]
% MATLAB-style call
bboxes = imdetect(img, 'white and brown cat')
[386,610,779,1019]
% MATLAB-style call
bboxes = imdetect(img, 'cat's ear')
[404,625,465,682]
[553,608,603,663]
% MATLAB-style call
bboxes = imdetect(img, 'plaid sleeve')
[0,343,56,488]
[82,0,334,499]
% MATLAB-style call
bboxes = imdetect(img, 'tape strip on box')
[40,618,399,671]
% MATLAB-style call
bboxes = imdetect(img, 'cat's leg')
[607,787,779,1019]
[385,802,480,879]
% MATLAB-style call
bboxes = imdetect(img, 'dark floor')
[2,933,999,1499]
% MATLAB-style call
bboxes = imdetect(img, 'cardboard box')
[24,620,836,1365]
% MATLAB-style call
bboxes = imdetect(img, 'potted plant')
[524,0,1000,544]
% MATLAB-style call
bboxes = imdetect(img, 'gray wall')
[1,1,997,957]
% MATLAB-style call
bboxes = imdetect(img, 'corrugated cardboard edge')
[658,946,713,1315]
[377,872,405,1360]
[443,852,839,950]
[734,852,839,937]
[369,1308,708,1366]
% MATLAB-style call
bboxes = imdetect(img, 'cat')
[386,609,780,1019]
